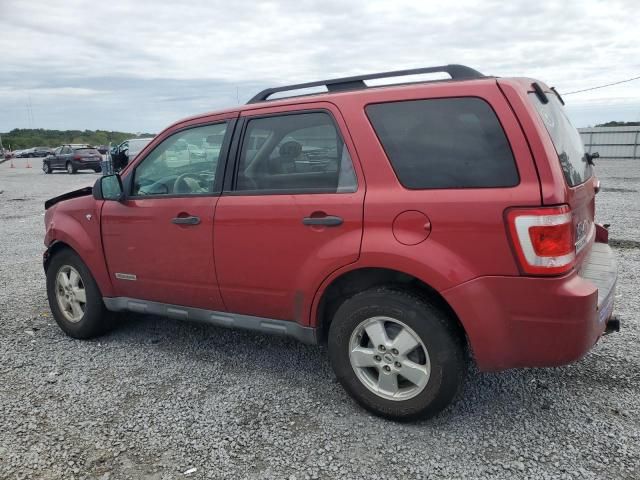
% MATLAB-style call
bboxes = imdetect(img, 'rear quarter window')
[366,97,519,189]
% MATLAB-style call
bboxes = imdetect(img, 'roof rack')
[247,64,485,104]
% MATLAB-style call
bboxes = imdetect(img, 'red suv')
[43,65,618,420]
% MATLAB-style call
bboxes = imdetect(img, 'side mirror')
[93,174,124,201]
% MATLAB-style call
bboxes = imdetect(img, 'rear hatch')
[528,90,596,267]
[73,148,102,161]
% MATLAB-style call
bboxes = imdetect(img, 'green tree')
[1,128,156,150]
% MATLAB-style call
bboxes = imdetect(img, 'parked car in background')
[96,145,109,154]
[42,64,618,421]
[15,148,34,158]
[111,138,153,171]
[43,145,102,174]
[33,146,54,157]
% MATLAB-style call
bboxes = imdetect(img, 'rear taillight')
[506,205,575,275]
[74,155,82,161]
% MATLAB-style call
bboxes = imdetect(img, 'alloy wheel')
[349,316,431,401]
[55,265,87,323]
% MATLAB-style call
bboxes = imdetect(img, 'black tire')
[42,162,51,174]
[328,287,466,421]
[46,248,114,339]
[66,161,76,174]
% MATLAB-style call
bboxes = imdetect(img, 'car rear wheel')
[46,249,114,339]
[42,162,51,174]
[328,287,466,421]
[66,162,76,174]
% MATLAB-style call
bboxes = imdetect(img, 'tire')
[66,161,76,174]
[328,287,466,421]
[46,248,114,339]
[42,162,51,174]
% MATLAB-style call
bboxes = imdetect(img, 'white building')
[579,126,640,160]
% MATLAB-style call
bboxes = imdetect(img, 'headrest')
[279,140,302,158]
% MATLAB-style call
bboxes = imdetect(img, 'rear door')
[214,103,365,323]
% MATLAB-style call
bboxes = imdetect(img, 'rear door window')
[366,97,519,189]
[235,112,357,194]
[529,93,592,187]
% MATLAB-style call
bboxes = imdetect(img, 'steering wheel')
[173,172,205,194]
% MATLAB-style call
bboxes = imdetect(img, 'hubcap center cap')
[383,353,394,364]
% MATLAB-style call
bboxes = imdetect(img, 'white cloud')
[1,0,639,131]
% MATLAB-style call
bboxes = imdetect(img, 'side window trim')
[223,108,358,196]
[123,118,237,199]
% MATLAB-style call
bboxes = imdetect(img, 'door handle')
[172,215,200,225]
[302,215,343,227]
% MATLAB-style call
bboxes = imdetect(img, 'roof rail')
[247,64,485,104]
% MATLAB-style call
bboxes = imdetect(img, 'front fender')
[45,198,113,296]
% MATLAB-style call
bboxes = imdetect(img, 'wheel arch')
[313,267,466,345]
[45,235,113,297]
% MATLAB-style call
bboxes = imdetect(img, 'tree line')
[595,121,640,127]
[0,129,156,150]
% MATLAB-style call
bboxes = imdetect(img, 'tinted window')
[236,112,357,193]
[133,123,227,196]
[366,98,519,189]
[74,148,100,155]
[529,93,592,187]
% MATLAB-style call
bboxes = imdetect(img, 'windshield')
[529,93,592,187]
[128,139,152,156]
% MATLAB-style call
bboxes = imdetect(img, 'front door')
[57,145,72,168]
[50,147,62,167]
[101,118,234,311]
[214,105,365,323]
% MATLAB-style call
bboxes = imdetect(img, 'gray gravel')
[1,156,639,480]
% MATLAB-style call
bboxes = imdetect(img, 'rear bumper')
[72,160,102,169]
[443,241,618,371]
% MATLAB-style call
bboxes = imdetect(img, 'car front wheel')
[328,287,466,421]
[42,162,51,174]
[46,249,114,338]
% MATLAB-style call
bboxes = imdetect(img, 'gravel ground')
[1,156,638,480]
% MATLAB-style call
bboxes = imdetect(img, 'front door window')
[132,123,228,196]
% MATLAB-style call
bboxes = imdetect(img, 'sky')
[1,0,639,133]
